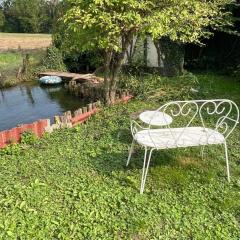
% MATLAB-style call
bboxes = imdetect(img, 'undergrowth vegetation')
[0,72,239,239]
[119,71,199,100]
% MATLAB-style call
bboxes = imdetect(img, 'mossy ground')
[0,72,239,239]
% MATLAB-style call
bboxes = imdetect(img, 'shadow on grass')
[87,133,219,193]
[81,121,237,194]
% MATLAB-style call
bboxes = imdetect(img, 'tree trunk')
[143,37,148,66]
[109,58,123,104]
[103,51,124,105]
[103,51,112,105]
[154,37,185,77]
[103,34,133,105]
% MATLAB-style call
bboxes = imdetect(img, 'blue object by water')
[39,76,62,85]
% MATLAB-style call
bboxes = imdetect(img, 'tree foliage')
[9,0,48,33]
[60,0,234,104]
[0,9,4,30]
[0,0,61,33]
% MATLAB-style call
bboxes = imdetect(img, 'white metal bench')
[126,99,239,194]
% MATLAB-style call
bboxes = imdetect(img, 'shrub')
[20,130,37,145]
[63,50,104,73]
[39,46,67,72]
[0,143,21,156]
[119,71,199,101]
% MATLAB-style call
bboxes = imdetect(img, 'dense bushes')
[233,65,240,81]
[185,31,240,74]
[63,51,104,73]
[38,46,104,74]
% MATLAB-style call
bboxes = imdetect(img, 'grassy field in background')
[0,33,50,87]
[0,33,51,51]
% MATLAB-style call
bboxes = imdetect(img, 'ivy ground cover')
[0,72,239,239]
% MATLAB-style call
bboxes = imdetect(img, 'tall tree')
[10,0,48,33]
[43,0,62,32]
[61,0,234,105]
[1,0,60,33]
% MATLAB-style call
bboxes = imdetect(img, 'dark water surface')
[0,82,85,131]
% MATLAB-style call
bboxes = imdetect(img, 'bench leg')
[224,142,230,182]
[200,146,205,160]
[140,148,154,194]
[126,139,135,166]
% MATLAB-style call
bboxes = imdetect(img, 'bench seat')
[134,127,225,149]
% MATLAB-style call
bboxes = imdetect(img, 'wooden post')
[93,102,97,109]
[64,111,72,123]
[78,108,83,115]
[83,107,88,113]
[96,100,101,107]
[22,54,30,75]
[60,115,68,124]
[54,116,61,124]
[74,110,79,117]
[73,110,79,117]
[87,103,93,112]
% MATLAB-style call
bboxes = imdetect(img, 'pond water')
[0,82,86,131]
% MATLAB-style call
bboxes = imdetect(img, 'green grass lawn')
[0,33,50,87]
[0,72,239,239]
[0,49,46,87]
[0,50,46,70]
[0,52,22,70]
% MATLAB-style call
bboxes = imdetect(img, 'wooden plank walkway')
[39,71,101,83]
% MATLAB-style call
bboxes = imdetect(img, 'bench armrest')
[130,120,147,137]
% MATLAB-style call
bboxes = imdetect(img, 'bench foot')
[140,148,154,194]
[200,146,205,160]
[126,139,135,166]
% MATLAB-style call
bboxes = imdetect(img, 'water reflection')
[0,89,5,102]
[0,82,86,131]
[25,84,35,105]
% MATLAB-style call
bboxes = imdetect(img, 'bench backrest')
[150,99,239,141]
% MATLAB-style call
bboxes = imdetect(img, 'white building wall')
[126,36,161,68]
[146,37,159,68]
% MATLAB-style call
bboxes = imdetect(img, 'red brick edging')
[0,94,133,149]
[0,119,50,148]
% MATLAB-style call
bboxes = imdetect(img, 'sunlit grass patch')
[0,52,22,70]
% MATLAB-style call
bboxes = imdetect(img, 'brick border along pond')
[0,93,132,149]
